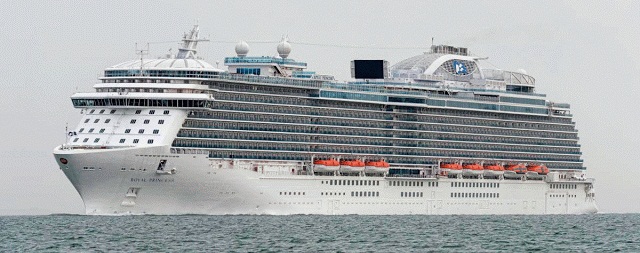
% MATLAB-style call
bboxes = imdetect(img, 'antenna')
[135,43,149,76]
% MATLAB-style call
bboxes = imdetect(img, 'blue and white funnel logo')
[453,60,468,75]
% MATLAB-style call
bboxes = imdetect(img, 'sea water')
[1,214,638,252]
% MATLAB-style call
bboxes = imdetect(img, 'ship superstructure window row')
[177,128,580,155]
[193,109,576,136]
[328,180,381,186]
[451,192,499,198]
[205,83,572,127]
[351,191,379,197]
[104,69,221,78]
[211,90,573,124]
[400,192,423,198]
[207,81,315,96]
[210,101,577,136]
[550,184,577,189]
[72,98,209,108]
[322,180,379,186]
[388,181,439,187]
[452,182,500,188]
[181,119,579,148]
[214,91,548,115]
[172,139,582,163]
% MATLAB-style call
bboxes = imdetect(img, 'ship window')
[133,139,139,144]
[84,119,90,123]
[83,138,88,143]
[110,110,116,114]
[99,129,105,133]
[119,139,125,143]
[88,128,94,133]
[79,128,84,133]
[138,129,144,134]
[94,138,100,143]
[89,109,95,113]
[130,119,137,124]
[158,120,165,124]
[163,110,170,115]
[153,129,159,134]
[99,109,105,114]
[135,110,141,114]
[73,138,79,142]
[149,110,155,115]
[105,119,111,123]
[144,119,150,124]
[125,129,131,133]
[147,139,154,144]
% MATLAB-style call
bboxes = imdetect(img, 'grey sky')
[0,0,638,215]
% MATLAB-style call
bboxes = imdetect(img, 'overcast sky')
[0,1,638,215]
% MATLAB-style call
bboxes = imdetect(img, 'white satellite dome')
[277,38,292,59]
[235,41,249,57]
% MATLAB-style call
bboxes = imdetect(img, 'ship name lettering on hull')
[130,178,175,183]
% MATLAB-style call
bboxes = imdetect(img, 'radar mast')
[176,25,209,59]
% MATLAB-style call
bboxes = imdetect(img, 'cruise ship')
[53,25,597,215]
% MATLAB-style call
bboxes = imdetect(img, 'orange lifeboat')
[525,164,549,179]
[462,163,484,177]
[313,159,340,172]
[527,164,549,175]
[503,163,526,179]
[339,160,365,173]
[505,164,527,174]
[483,164,505,178]
[364,160,390,174]
[440,162,463,177]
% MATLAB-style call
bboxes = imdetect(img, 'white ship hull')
[53,146,598,215]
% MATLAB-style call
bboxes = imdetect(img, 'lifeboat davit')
[462,163,484,177]
[504,164,526,179]
[483,164,505,178]
[339,160,365,173]
[364,160,390,174]
[525,164,549,179]
[440,162,463,177]
[313,159,340,172]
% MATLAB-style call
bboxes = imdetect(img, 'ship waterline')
[53,25,596,215]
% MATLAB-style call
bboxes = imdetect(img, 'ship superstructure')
[53,25,597,215]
